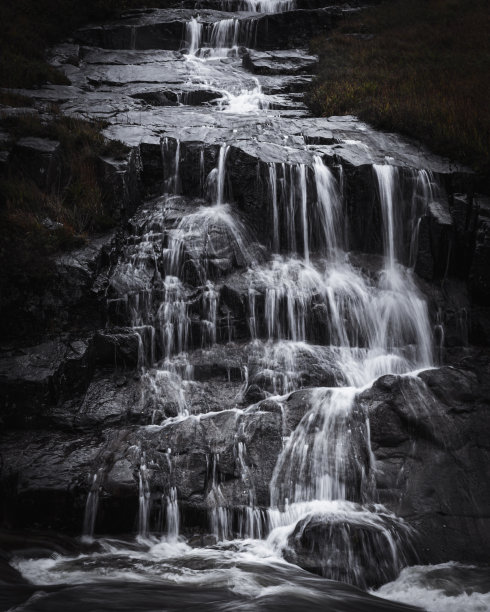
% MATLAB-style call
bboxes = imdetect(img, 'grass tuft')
[308,0,490,177]
[0,0,177,88]
[0,114,130,317]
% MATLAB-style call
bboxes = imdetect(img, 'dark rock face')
[75,8,346,52]
[0,371,309,533]
[0,142,141,344]
[11,137,61,191]
[1,357,489,565]
[469,196,490,304]
[1,0,490,592]
[359,362,490,565]
[0,340,93,428]
[242,50,318,75]
[284,508,412,589]
[414,200,453,281]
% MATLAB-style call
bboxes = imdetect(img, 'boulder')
[11,137,61,191]
[93,330,142,368]
[284,506,412,588]
[361,364,490,565]
[242,50,318,75]
[0,340,93,428]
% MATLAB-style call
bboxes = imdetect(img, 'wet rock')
[93,330,141,368]
[48,233,116,329]
[362,364,490,565]
[415,200,454,281]
[187,533,218,547]
[469,195,490,304]
[0,340,93,428]
[0,430,102,532]
[74,8,346,52]
[132,89,221,106]
[242,50,317,75]
[96,149,143,221]
[11,137,61,191]
[0,230,116,344]
[284,508,410,589]
[48,43,81,67]
[187,344,246,381]
[72,374,152,429]
[131,90,179,106]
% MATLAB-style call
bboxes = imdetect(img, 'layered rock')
[0,0,489,593]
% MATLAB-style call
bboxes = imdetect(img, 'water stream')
[4,2,488,612]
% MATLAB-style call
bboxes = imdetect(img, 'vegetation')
[0,0,156,338]
[308,0,490,177]
[0,113,130,308]
[0,0,174,88]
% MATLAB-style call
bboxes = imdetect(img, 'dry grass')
[0,0,176,88]
[1,113,129,233]
[308,0,490,177]
[0,114,129,299]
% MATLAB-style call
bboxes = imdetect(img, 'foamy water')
[375,563,490,612]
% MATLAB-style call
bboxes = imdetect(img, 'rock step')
[191,0,355,10]
[75,7,350,51]
[242,49,318,75]
[138,137,473,260]
[1,365,489,569]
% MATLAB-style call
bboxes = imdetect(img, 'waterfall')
[36,0,480,603]
[270,387,364,507]
[157,276,190,360]
[207,453,231,541]
[165,450,180,540]
[166,487,180,540]
[313,156,343,256]
[185,17,203,55]
[209,18,240,52]
[201,281,218,346]
[138,453,151,538]
[103,5,440,584]
[216,144,229,206]
[236,441,264,539]
[269,163,279,251]
[161,138,181,194]
[82,471,101,539]
[130,26,137,50]
[374,164,398,273]
[240,0,295,11]
[299,164,309,263]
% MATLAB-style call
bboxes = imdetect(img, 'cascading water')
[185,17,203,55]
[270,387,366,508]
[82,471,102,539]
[165,450,180,540]
[234,0,295,11]
[102,138,437,567]
[313,155,344,256]
[182,13,268,112]
[37,3,476,610]
[207,453,232,541]
[208,18,240,56]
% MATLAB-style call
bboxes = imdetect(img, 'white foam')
[375,563,490,612]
